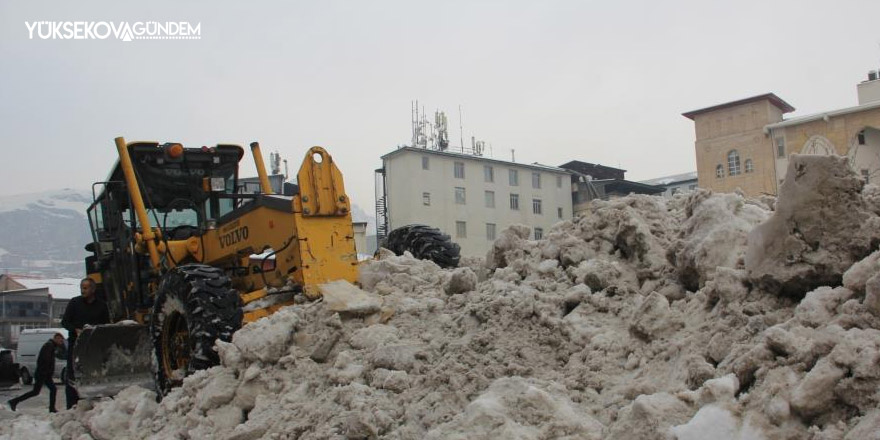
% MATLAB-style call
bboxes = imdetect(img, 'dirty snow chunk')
[232,306,299,363]
[794,286,854,327]
[674,191,769,291]
[866,275,880,316]
[746,155,880,296]
[695,374,739,405]
[671,405,766,440]
[790,357,847,419]
[444,267,477,294]
[320,280,382,315]
[846,410,880,440]
[0,416,61,440]
[195,369,238,411]
[368,344,425,372]
[370,368,410,392]
[843,250,880,293]
[485,224,532,269]
[349,324,400,350]
[630,292,681,341]
[606,392,693,440]
[357,252,444,291]
[86,386,158,440]
[569,258,638,293]
[330,350,365,384]
[426,377,604,440]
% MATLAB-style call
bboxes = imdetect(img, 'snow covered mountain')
[0,188,93,278]
[0,188,377,277]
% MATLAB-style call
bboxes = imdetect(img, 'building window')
[716,164,724,178]
[510,193,520,210]
[486,223,496,240]
[422,192,431,206]
[858,131,866,145]
[532,199,542,215]
[422,156,429,170]
[671,188,680,195]
[534,227,544,240]
[557,207,563,219]
[776,138,785,158]
[456,221,467,238]
[509,169,519,186]
[688,184,697,190]
[484,165,494,183]
[455,187,466,204]
[532,172,541,189]
[745,159,754,173]
[454,162,465,179]
[863,169,870,183]
[484,190,495,208]
[556,176,563,188]
[728,150,741,176]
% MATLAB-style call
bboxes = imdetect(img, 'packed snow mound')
[672,190,770,291]
[7,155,880,439]
[746,154,880,297]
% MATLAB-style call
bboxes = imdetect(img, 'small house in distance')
[558,161,664,216]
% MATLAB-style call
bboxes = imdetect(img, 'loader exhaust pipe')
[250,142,274,195]
[115,136,161,271]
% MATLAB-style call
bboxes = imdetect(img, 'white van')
[16,328,69,384]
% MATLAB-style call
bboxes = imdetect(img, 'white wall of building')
[849,127,880,184]
[382,148,572,258]
[858,78,880,105]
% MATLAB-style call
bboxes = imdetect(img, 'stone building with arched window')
[683,70,880,196]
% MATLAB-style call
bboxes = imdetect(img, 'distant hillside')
[0,189,92,277]
[0,188,378,277]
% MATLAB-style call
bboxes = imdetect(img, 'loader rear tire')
[151,264,242,394]
[383,224,461,268]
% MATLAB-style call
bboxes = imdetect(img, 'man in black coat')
[7,333,65,412]
[61,277,110,409]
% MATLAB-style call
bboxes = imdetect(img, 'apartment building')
[684,69,880,196]
[376,147,573,258]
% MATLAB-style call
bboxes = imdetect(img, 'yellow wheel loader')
[76,137,360,396]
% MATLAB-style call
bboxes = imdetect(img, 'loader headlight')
[166,143,184,158]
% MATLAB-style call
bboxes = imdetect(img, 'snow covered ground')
[3,155,880,440]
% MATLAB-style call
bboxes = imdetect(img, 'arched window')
[745,159,754,173]
[728,150,741,176]
[715,164,724,178]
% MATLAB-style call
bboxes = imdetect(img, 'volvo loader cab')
[78,137,358,395]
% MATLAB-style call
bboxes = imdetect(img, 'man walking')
[7,333,64,413]
[61,277,110,409]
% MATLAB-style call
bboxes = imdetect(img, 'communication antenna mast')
[411,100,418,148]
[435,110,449,151]
[511,148,516,162]
[269,151,282,175]
[458,105,464,154]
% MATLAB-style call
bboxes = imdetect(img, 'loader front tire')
[383,224,461,268]
[151,264,242,394]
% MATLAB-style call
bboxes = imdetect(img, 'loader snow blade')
[72,324,154,397]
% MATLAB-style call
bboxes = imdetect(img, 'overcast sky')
[1,1,879,211]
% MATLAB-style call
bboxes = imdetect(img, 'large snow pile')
[4,155,880,439]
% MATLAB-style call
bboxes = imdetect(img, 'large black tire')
[151,264,242,394]
[383,224,461,268]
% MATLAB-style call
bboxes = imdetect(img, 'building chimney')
[858,70,880,105]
